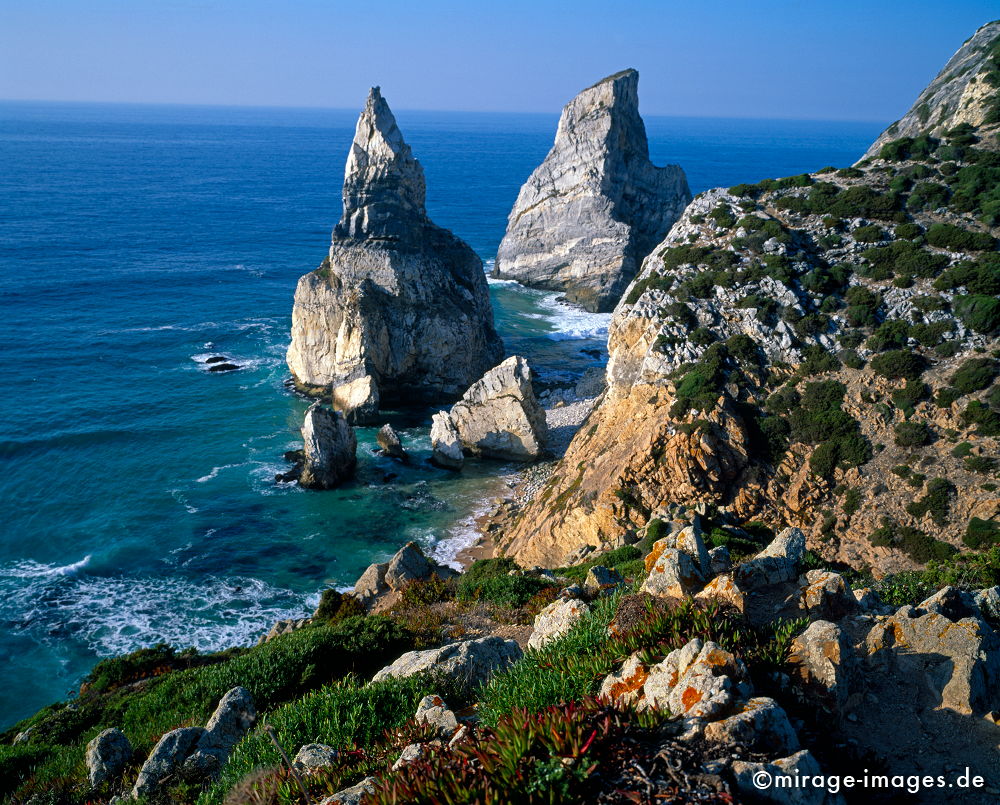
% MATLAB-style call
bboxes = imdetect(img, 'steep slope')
[863,19,1000,159]
[499,128,1000,573]
[287,88,503,422]
[493,69,691,312]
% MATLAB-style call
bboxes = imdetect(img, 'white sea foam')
[196,462,249,483]
[536,293,611,341]
[0,562,315,656]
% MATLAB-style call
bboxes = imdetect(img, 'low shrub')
[906,478,956,527]
[894,420,933,447]
[950,358,999,394]
[965,518,1000,549]
[954,295,1000,335]
[870,350,926,380]
[926,223,995,252]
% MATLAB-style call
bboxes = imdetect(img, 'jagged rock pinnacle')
[493,68,691,312]
[335,87,428,241]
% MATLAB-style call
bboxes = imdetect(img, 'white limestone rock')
[494,69,691,312]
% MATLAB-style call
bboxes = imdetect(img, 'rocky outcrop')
[376,423,407,460]
[299,402,357,489]
[287,87,502,421]
[863,20,1000,158]
[527,598,590,649]
[352,541,456,609]
[132,688,256,798]
[371,636,522,687]
[85,728,132,787]
[442,356,548,461]
[430,411,464,469]
[496,84,1000,571]
[493,69,691,312]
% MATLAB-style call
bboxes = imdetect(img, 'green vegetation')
[954,295,1000,335]
[852,224,885,243]
[950,357,999,394]
[780,380,870,477]
[894,420,933,447]
[456,560,554,608]
[870,517,957,563]
[965,518,1000,549]
[906,478,956,527]
[860,240,948,284]
[878,135,938,162]
[552,545,645,583]
[870,350,926,381]
[925,222,996,252]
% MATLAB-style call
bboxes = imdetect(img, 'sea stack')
[493,69,691,312]
[287,88,503,422]
[299,403,357,489]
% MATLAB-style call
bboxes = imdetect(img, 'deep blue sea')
[0,100,883,727]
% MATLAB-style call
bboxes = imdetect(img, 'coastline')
[451,371,604,570]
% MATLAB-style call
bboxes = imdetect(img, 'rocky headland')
[286,87,503,423]
[493,69,692,312]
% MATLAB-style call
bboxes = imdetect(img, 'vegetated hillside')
[499,125,1000,574]
[864,19,1000,159]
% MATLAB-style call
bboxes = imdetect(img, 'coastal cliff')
[863,20,1000,159]
[493,69,691,312]
[498,46,1000,571]
[287,88,503,422]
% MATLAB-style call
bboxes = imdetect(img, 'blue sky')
[1,1,997,121]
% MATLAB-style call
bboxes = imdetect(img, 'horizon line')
[0,96,891,126]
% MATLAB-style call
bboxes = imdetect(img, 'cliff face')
[287,88,503,421]
[863,20,1000,159]
[493,69,691,313]
[499,114,1000,571]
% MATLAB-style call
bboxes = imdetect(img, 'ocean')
[0,100,882,727]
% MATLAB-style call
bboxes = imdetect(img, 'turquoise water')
[0,101,883,727]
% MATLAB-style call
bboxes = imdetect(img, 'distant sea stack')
[862,20,1000,159]
[493,69,692,312]
[287,88,503,422]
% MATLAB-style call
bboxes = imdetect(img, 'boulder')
[798,570,858,620]
[731,750,831,805]
[583,565,624,597]
[415,695,459,737]
[376,423,408,460]
[392,742,425,770]
[788,620,859,714]
[975,586,1000,620]
[261,617,312,644]
[299,403,357,489]
[86,728,132,787]
[493,69,691,312]
[183,686,257,779]
[641,639,750,719]
[448,356,548,461]
[708,545,731,575]
[694,573,746,613]
[293,744,339,773]
[917,586,980,620]
[331,376,380,425]
[527,598,590,650]
[319,777,377,805]
[132,727,205,799]
[286,87,503,410]
[703,697,799,756]
[852,587,886,614]
[372,636,522,687]
[384,541,432,590]
[734,528,805,591]
[865,604,1000,715]
[639,548,704,599]
[675,525,711,577]
[430,411,464,470]
[353,562,389,606]
[599,653,650,706]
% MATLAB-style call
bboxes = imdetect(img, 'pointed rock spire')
[494,68,691,312]
[335,87,427,242]
[287,87,503,423]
